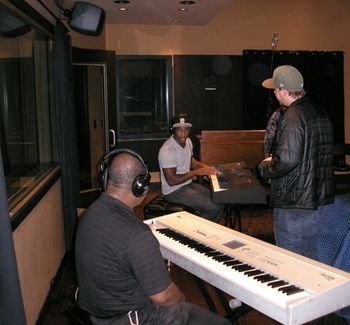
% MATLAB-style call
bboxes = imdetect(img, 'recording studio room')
[0,0,350,324]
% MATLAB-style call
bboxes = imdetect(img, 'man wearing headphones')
[158,114,224,223]
[75,149,230,325]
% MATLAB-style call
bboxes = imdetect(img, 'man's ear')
[282,88,290,96]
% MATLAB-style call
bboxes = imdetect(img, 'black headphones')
[98,148,151,197]
[169,113,192,133]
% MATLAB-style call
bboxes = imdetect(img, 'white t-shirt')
[158,135,193,195]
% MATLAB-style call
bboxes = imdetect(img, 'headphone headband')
[98,148,150,197]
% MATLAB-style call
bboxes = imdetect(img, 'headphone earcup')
[98,161,108,192]
[132,174,150,197]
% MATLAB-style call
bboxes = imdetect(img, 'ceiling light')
[118,7,128,11]
[179,1,196,4]
[172,19,181,23]
[178,7,188,12]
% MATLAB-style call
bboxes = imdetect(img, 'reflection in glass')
[0,3,56,213]
[116,56,172,138]
[73,64,106,191]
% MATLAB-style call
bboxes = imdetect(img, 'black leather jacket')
[258,96,334,209]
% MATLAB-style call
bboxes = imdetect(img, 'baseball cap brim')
[262,78,275,89]
[173,122,192,128]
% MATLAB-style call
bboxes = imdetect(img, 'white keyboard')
[145,212,350,325]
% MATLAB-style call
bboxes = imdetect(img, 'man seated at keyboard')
[75,149,231,325]
[158,113,224,223]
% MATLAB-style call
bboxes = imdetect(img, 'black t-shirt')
[75,193,170,318]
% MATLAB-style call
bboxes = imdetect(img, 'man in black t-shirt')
[75,149,231,325]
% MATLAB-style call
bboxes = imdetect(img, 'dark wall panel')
[243,50,344,146]
[173,55,243,158]
[117,139,166,172]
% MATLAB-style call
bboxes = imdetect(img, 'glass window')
[0,2,57,217]
[116,55,172,139]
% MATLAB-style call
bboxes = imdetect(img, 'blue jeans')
[165,182,224,223]
[273,208,319,259]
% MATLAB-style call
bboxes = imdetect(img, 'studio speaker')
[0,6,31,37]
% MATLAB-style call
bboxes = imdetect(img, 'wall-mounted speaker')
[0,6,31,37]
[68,1,105,36]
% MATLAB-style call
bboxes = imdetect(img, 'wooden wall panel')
[199,130,265,168]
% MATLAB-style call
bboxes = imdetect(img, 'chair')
[143,194,197,219]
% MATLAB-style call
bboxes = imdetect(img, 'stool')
[143,194,197,220]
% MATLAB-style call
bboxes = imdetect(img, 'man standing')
[158,114,224,223]
[258,65,334,259]
[75,149,230,325]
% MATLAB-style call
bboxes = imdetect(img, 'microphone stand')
[266,33,279,120]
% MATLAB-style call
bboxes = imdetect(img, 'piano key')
[285,287,304,296]
[232,264,255,272]
[223,259,243,266]
[244,269,264,277]
[278,285,304,295]
[206,251,223,257]
[212,255,235,262]
[254,274,278,283]
[268,280,289,288]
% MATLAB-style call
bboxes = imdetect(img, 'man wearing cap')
[258,65,334,259]
[158,113,224,223]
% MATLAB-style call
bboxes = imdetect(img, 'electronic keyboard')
[210,162,266,204]
[145,212,350,325]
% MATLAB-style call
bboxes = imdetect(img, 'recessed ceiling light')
[114,0,130,3]
[179,7,188,12]
[179,1,196,4]
[118,7,128,11]
[172,19,181,23]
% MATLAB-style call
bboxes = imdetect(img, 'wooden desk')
[199,130,265,169]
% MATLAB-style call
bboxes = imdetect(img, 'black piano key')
[196,247,216,254]
[278,285,304,295]
[201,247,215,254]
[188,243,210,250]
[191,242,207,249]
[254,274,278,283]
[278,285,295,293]
[232,264,255,272]
[224,259,242,266]
[210,254,225,261]
[213,255,234,262]
[244,269,264,276]
[268,280,289,288]
[262,275,278,283]
[206,251,223,257]
[285,287,304,295]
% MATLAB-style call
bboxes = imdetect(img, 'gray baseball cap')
[262,65,304,91]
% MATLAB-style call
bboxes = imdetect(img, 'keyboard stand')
[224,204,242,231]
[195,276,251,324]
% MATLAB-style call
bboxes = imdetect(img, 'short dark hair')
[288,89,306,99]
